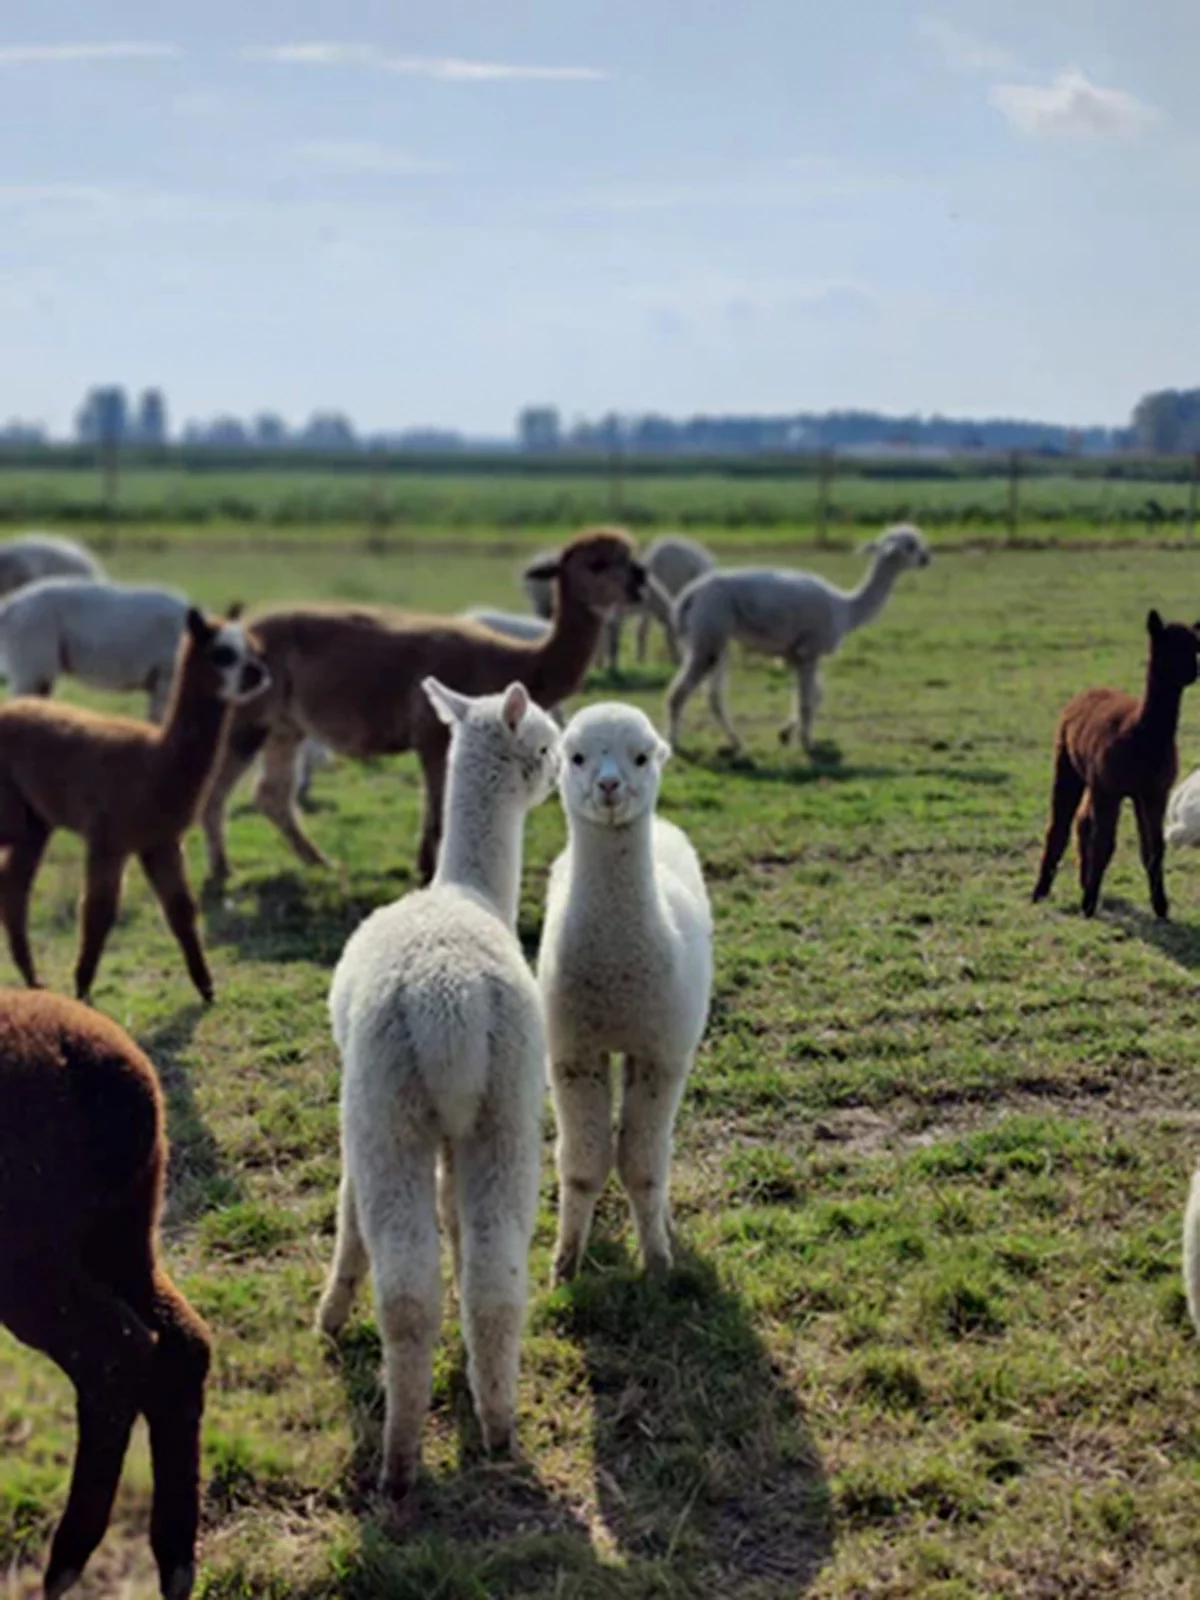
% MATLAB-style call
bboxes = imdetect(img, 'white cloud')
[0,42,179,65]
[917,16,1015,74]
[245,42,608,82]
[990,69,1160,140]
[294,140,439,176]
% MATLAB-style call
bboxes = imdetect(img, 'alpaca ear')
[1147,609,1164,638]
[185,607,211,642]
[656,736,672,767]
[501,681,529,733]
[422,676,471,727]
[524,556,561,582]
[859,538,879,555]
[225,601,244,622]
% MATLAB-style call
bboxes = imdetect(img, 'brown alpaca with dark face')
[0,607,269,1001]
[1033,609,1200,919]
[199,526,647,884]
[0,991,211,1600]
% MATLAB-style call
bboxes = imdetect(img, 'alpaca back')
[0,580,187,689]
[677,569,845,657]
[1166,770,1200,846]
[331,884,543,1145]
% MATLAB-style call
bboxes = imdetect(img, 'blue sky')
[1,0,1195,435]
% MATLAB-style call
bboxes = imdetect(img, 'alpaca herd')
[5,521,1200,1594]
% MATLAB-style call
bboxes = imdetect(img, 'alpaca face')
[560,703,670,828]
[423,677,561,806]
[876,524,931,570]
[206,623,271,704]
[528,533,648,616]
[1149,612,1200,688]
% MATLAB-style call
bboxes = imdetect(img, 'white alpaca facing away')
[1185,1169,1200,1334]
[0,531,104,596]
[667,522,930,754]
[1166,769,1200,847]
[538,703,713,1281]
[316,677,560,1506]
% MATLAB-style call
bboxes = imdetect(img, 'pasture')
[3,533,1200,1598]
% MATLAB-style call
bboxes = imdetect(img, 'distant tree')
[1130,389,1200,454]
[252,413,290,448]
[300,412,356,451]
[76,386,129,446]
[517,406,561,451]
[135,388,168,446]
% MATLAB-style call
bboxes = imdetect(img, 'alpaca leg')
[353,1133,441,1502]
[603,610,622,673]
[316,1168,370,1336]
[141,1274,211,1600]
[254,725,331,869]
[636,607,652,664]
[200,721,265,884]
[787,657,823,755]
[1033,748,1085,902]
[454,1124,540,1453]
[140,840,213,1002]
[1134,792,1170,919]
[0,1271,155,1599]
[437,1140,462,1297]
[706,652,743,751]
[616,1056,689,1274]
[1080,792,1120,917]
[549,1053,614,1283]
[74,847,126,1001]
[0,823,49,988]
[416,734,450,884]
[665,647,714,748]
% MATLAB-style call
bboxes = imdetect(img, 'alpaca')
[0,578,190,722]
[0,531,104,596]
[200,526,645,886]
[633,534,716,664]
[1184,1169,1200,1334]
[523,545,623,671]
[537,703,713,1281]
[316,678,560,1506]
[0,989,211,1600]
[0,607,268,1000]
[1032,610,1200,919]
[460,606,550,645]
[1165,768,1200,847]
[666,523,930,753]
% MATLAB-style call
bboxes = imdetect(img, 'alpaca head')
[558,702,671,828]
[1147,609,1200,689]
[863,523,931,571]
[524,527,647,616]
[185,607,271,704]
[422,677,561,807]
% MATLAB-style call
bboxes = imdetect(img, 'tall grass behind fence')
[2,444,1199,548]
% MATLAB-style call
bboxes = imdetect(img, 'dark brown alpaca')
[0,607,268,1001]
[1033,609,1200,919]
[200,526,646,884]
[0,990,211,1600]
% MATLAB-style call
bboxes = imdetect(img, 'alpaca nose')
[597,775,621,803]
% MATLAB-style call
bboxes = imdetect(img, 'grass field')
[4,536,1200,1598]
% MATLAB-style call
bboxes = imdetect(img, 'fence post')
[816,448,835,545]
[101,437,120,545]
[1189,451,1199,541]
[367,450,389,550]
[1006,449,1021,544]
[608,439,624,520]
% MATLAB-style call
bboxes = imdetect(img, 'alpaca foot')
[1081,896,1099,918]
[1031,879,1051,903]
[378,1457,419,1516]
[642,1244,673,1275]
[315,1283,353,1339]
[778,721,796,746]
[479,1422,518,1459]
[1154,897,1170,920]
[551,1247,581,1286]
[161,1564,197,1600]
[44,1567,81,1600]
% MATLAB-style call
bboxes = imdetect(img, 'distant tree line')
[1130,390,1200,454]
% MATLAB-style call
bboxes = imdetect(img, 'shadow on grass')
[316,1247,831,1597]
[683,746,1011,789]
[201,868,410,967]
[141,1004,244,1226]
[1104,896,1200,973]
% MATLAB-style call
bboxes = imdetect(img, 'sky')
[1,0,1197,436]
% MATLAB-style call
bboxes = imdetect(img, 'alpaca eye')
[210,645,236,668]
[634,752,649,767]
[538,746,548,758]
[571,752,585,767]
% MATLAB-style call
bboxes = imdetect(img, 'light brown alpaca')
[0,990,211,1600]
[0,607,269,1001]
[201,526,646,883]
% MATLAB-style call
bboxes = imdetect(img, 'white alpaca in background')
[1166,769,1200,847]
[316,677,560,1506]
[0,531,104,595]
[538,703,713,1281]
[666,522,931,754]
[1184,1170,1200,1334]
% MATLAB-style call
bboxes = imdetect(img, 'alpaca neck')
[1138,658,1186,745]
[567,807,661,921]
[434,759,525,927]
[155,665,229,814]
[526,585,605,703]
[845,554,902,634]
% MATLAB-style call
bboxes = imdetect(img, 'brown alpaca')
[0,990,211,1600]
[200,526,646,884]
[1033,609,1200,919]
[0,607,269,1001]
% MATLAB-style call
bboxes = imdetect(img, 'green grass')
[4,539,1200,1597]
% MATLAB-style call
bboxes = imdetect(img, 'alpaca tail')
[1185,1169,1200,1335]
[672,584,699,643]
[407,992,492,1143]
